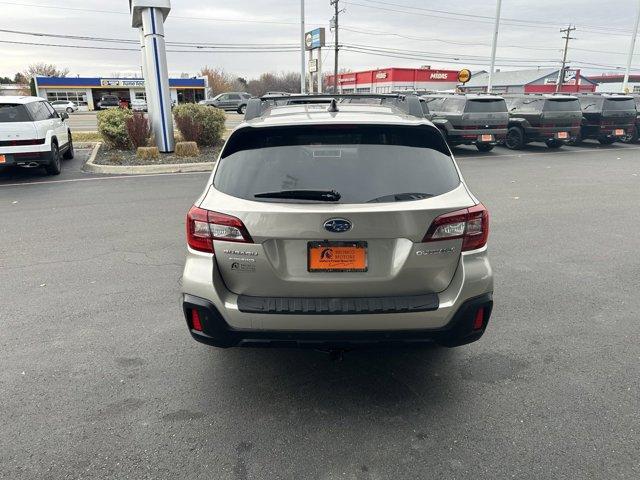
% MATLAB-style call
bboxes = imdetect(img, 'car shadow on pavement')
[202,345,461,414]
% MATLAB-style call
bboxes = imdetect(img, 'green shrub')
[173,103,225,147]
[97,108,133,149]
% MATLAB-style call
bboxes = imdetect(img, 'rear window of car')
[214,125,460,204]
[0,104,31,123]
[603,98,636,111]
[544,98,581,112]
[465,99,508,113]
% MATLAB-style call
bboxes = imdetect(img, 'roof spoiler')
[244,93,424,121]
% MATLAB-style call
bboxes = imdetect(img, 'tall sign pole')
[300,0,306,94]
[487,0,502,93]
[556,25,576,93]
[622,0,640,93]
[331,0,340,92]
[130,0,175,153]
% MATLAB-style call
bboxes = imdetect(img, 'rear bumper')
[523,127,580,143]
[0,148,52,166]
[181,246,494,348]
[183,292,493,349]
[447,129,507,145]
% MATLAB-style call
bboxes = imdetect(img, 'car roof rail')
[244,93,425,121]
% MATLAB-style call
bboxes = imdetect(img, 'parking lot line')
[0,171,209,188]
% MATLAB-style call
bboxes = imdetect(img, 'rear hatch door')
[0,104,37,145]
[203,123,475,298]
[541,97,582,127]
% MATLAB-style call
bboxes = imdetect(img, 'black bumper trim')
[237,293,439,315]
[183,293,493,349]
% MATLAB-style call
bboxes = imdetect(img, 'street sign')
[305,28,325,50]
[308,59,318,73]
[457,69,472,84]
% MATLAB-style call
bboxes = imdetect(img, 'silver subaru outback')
[181,94,493,349]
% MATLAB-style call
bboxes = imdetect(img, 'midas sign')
[457,69,472,84]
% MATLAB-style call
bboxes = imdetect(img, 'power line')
[358,0,636,34]
[0,1,325,27]
[0,28,299,48]
[0,39,300,53]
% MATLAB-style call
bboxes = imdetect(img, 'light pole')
[300,0,306,94]
[487,0,502,93]
[622,0,640,93]
[130,0,175,153]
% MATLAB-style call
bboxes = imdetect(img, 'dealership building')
[325,67,464,93]
[460,68,597,94]
[34,76,207,110]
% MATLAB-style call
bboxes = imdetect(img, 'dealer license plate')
[614,129,625,136]
[556,132,568,139]
[308,241,368,272]
[0,155,5,164]
[480,134,494,142]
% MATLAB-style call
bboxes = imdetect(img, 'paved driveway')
[1,143,639,479]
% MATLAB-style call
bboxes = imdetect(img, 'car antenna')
[327,98,339,113]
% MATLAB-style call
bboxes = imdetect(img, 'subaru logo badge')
[323,218,352,233]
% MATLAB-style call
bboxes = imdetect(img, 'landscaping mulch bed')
[94,144,221,166]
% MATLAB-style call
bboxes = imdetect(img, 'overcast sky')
[1,0,639,79]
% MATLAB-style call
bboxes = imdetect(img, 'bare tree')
[23,63,70,80]
[200,66,235,96]
[246,72,301,96]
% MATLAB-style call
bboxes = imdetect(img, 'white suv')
[0,96,74,175]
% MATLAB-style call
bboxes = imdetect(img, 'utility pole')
[556,25,576,93]
[330,0,340,92]
[622,0,640,93]
[300,0,306,94]
[487,0,502,93]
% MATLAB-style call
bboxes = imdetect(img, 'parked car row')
[415,92,639,151]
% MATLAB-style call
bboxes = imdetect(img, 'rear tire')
[598,137,616,145]
[475,143,494,152]
[620,126,639,143]
[66,107,73,114]
[566,132,582,146]
[62,135,74,160]
[505,126,524,150]
[545,140,563,149]
[44,143,61,176]
[237,104,247,114]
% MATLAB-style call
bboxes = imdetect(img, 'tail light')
[190,309,203,331]
[186,205,253,253]
[0,138,45,147]
[423,203,489,252]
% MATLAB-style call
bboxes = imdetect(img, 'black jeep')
[503,94,582,149]
[421,94,508,152]
[573,93,636,145]
[621,95,640,143]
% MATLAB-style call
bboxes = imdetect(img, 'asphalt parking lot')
[66,111,245,132]
[1,142,639,479]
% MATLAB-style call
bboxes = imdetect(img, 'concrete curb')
[82,142,214,175]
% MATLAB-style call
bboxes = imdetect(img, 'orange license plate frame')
[308,241,368,272]
[0,154,5,164]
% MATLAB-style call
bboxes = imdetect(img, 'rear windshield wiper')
[366,192,435,203]
[254,189,341,201]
